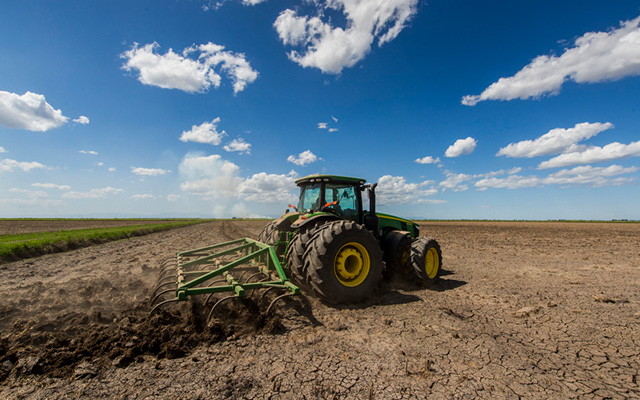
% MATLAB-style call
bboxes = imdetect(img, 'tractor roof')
[295,174,366,187]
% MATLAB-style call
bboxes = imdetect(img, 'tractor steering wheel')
[322,200,342,215]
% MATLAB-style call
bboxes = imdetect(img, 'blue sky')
[1,0,639,219]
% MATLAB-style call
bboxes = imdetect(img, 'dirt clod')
[593,293,616,303]
[513,305,542,318]
[73,362,98,379]
[10,356,42,378]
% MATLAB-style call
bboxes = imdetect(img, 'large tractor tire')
[285,220,327,288]
[258,218,293,259]
[304,221,383,304]
[381,230,416,279]
[409,237,442,284]
[257,220,277,243]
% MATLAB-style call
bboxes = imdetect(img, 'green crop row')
[0,220,209,263]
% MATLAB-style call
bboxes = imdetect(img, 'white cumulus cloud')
[32,183,71,190]
[9,188,48,199]
[237,172,298,203]
[287,150,320,166]
[0,91,68,132]
[463,16,640,105]
[0,147,6,153]
[274,0,418,74]
[475,165,638,189]
[445,137,477,157]
[131,194,156,200]
[180,118,227,145]
[131,167,171,176]
[0,198,62,208]
[495,122,640,169]
[475,174,541,190]
[0,158,46,172]
[198,42,259,94]
[318,117,339,132]
[63,187,124,199]
[79,150,99,155]
[121,42,218,93]
[439,172,473,192]
[497,122,614,158]
[377,175,441,205]
[73,116,90,124]
[178,154,299,216]
[202,0,266,11]
[538,140,640,169]
[179,154,241,199]
[223,138,251,154]
[121,42,258,94]
[415,156,441,164]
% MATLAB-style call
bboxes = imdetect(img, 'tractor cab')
[295,175,366,223]
[291,174,419,239]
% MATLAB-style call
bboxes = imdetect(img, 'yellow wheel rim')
[425,247,439,279]
[334,242,370,287]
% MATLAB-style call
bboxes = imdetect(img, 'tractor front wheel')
[409,237,442,284]
[304,221,383,304]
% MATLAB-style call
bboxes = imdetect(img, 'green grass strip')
[0,220,209,263]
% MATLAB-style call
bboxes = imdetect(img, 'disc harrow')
[149,238,300,320]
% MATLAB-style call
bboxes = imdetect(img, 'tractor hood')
[377,212,420,237]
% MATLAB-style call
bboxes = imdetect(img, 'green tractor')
[150,174,442,315]
[257,174,442,304]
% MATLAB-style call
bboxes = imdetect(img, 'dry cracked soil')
[0,220,639,399]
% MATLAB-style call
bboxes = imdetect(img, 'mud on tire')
[409,237,442,284]
[303,221,383,304]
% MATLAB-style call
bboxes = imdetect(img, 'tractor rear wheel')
[304,220,383,304]
[409,237,442,284]
[382,230,416,279]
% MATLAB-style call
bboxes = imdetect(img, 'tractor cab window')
[298,183,322,212]
[324,184,358,221]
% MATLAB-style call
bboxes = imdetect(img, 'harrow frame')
[150,238,300,315]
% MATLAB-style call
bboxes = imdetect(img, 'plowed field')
[1,220,639,399]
